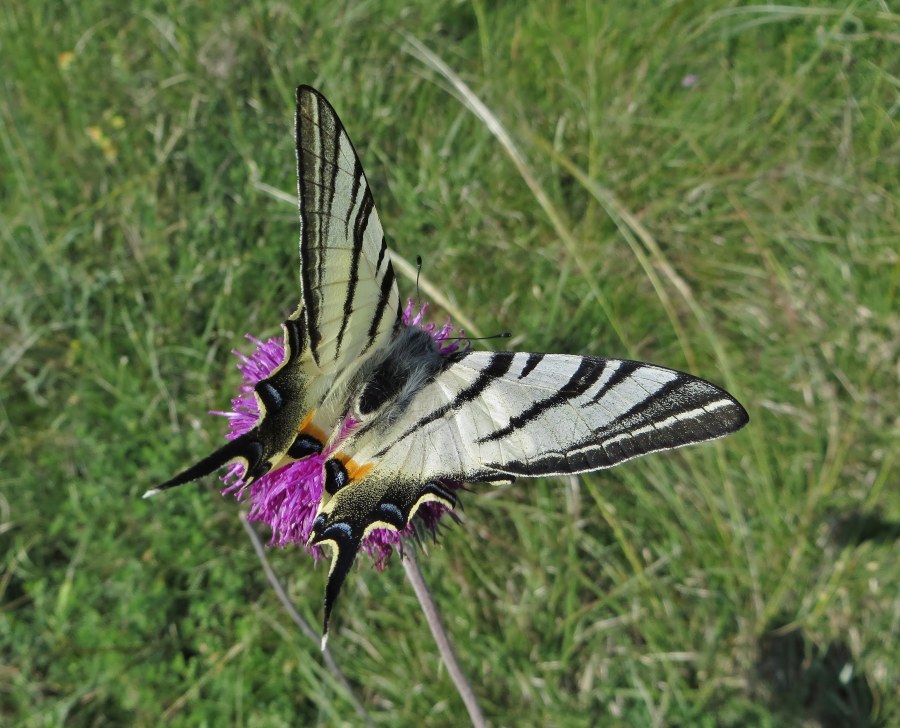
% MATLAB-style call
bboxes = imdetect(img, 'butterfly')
[145,85,749,641]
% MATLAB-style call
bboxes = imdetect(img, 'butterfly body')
[146,86,748,641]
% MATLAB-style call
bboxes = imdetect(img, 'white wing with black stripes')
[354,351,749,482]
[295,85,401,376]
[308,348,747,638]
[145,87,403,501]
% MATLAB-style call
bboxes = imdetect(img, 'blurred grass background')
[1,1,897,726]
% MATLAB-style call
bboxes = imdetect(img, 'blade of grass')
[402,33,633,355]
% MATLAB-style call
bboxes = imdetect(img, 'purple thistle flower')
[213,300,467,569]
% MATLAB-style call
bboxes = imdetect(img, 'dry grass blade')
[402,33,631,352]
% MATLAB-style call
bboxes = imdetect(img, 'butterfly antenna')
[448,332,511,342]
[415,255,423,300]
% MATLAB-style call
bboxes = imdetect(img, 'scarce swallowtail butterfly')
[145,86,749,641]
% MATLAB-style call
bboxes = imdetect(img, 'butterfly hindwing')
[309,463,458,639]
[145,309,316,496]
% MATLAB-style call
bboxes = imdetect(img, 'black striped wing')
[295,85,401,374]
[350,351,749,483]
[309,350,748,636]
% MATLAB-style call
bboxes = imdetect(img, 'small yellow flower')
[86,126,118,162]
[65,338,81,367]
[58,52,75,71]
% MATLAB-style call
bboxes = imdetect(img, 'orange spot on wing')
[333,452,374,482]
[299,410,316,430]
[298,410,326,442]
[347,461,374,481]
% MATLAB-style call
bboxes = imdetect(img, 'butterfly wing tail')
[142,432,266,498]
[309,517,363,645]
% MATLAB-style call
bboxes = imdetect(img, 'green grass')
[2,1,897,725]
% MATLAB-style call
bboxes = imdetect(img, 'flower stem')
[400,550,488,728]
[240,512,374,727]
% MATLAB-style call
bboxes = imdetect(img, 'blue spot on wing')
[376,502,405,528]
[321,522,354,541]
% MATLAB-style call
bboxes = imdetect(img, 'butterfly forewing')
[351,352,748,482]
[295,86,401,375]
